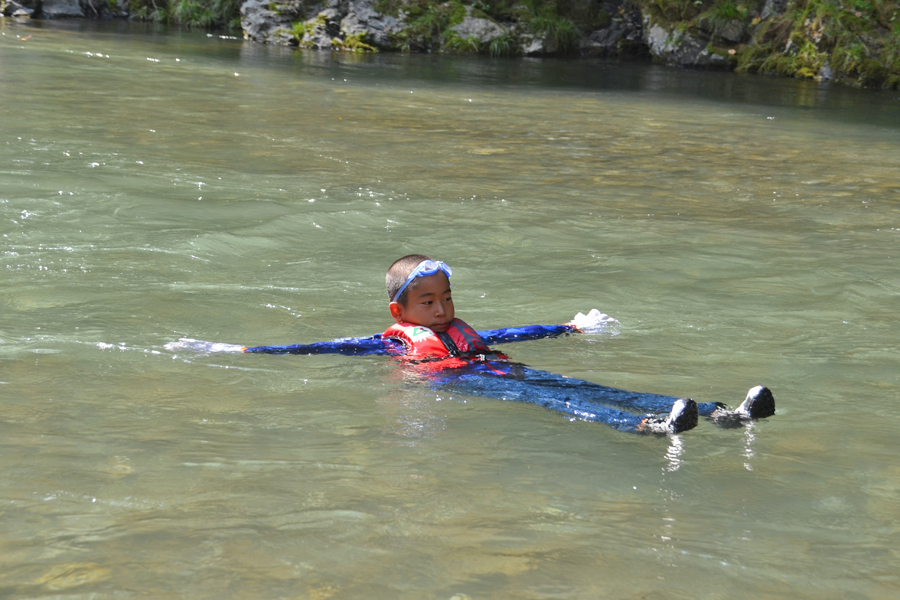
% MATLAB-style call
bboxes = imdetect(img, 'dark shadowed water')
[1,18,899,600]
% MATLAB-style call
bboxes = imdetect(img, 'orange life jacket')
[383,319,500,360]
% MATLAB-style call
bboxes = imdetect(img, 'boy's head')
[386,255,455,332]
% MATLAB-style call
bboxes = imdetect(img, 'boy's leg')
[430,363,698,434]
[501,366,772,418]
[504,365,722,415]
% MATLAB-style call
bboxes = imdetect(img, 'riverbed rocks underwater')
[4,0,900,87]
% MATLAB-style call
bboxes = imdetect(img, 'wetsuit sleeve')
[242,324,577,355]
[476,324,577,345]
[243,334,404,356]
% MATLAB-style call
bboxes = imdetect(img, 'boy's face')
[389,271,455,332]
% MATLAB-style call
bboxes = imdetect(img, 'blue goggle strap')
[391,260,452,303]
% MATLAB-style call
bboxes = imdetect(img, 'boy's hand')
[567,309,620,333]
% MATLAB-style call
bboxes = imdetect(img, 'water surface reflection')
[1,20,899,599]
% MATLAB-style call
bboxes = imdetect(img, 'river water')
[2,18,898,600]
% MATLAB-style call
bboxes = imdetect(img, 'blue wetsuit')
[244,324,719,432]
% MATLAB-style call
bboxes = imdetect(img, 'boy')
[381,254,775,435]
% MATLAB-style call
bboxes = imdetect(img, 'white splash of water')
[163,338,244,355]
[568,309,621,334]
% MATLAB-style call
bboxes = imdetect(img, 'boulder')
[300,22,334,49]
[644,20,728,68]
[241,0,399,50]
[2,0,33,17]
[40,0,83,17]
[241,0,319,44]
[449,16,507,45]
[340,0,404,49]
[301,8,343,49]
[519,33,545,56]
[580,27,623,56]
[519,32,562,56]
[241,0,290,44]
[581,2,647,58]
[2,0,84,18]
[716,20,745,43]
[696,16,745,43]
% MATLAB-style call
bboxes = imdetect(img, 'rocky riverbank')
[3,0,899,89]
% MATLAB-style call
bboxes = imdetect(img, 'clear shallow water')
[2,19,899,600]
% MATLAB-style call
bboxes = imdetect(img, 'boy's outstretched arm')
[241,326,578,354]
[243,335,403,356]
[241,323,581,355]
[476,324,578,345]
[478,310,619,345]
[208,310,617,356]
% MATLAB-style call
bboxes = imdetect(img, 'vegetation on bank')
[79,0,900,88]
[636,0,900,88]
[120,0,242,29]
[390,0,900,87]
[748,0,900,88]
[372,0,593,55]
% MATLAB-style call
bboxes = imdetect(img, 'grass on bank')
[740,0,900,88]
[378,0,590,55]
[124,0,242,29]
[637,0,900,88]
[105,0,900,87]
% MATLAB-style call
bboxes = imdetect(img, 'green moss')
[341,32,379,52]
[447,0,468,26]
[289,20,311,44]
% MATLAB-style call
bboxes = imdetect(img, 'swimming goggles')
[392,260,452,302]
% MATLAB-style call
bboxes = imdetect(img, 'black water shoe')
[710,385,776,427]
[639,398,699,434]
